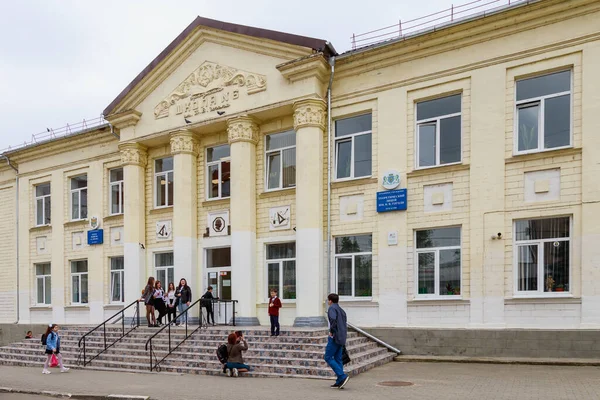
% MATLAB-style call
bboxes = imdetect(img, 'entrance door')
[205,247,233,324]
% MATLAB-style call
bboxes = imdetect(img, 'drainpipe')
[1,154,19,324]
[108,122,119,140]
[326,55,336,298]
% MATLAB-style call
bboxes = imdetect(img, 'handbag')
[342,346,351,365]
[50,353,59,368]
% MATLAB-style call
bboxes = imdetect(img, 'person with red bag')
[42,324,69,374]
[268,288,282,337]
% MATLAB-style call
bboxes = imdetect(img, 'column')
[227,115,260,326]
[293,99,327,327]
[120,143,147,308]
[170,130,199,298]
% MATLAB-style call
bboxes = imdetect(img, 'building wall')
[0,167,16,323]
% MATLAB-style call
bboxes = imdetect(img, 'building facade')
[2,0,600,330]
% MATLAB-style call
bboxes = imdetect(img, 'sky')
[0,0,465,151]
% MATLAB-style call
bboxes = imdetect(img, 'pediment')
[153,61,266,120]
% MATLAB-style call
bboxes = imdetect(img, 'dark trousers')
[270,315,280,336]
[154,299,167,324]
[166,305,177,323]
[204,306,215,325]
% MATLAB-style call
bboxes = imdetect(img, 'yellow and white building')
[2,0,600,329]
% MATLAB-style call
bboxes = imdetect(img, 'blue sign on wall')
[377,189,407,212]
[87,229,104,245]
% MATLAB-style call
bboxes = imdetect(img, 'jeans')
[324,336,347,384]
[226,361,251,371]
[177,302,188,324]
[270,315,280,335]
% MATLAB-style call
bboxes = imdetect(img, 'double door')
[206,268,233,324]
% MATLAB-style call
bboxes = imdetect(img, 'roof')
[103,16,335,116]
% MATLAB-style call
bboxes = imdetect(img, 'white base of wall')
[174,236,198,289]
[295,228,323,318]
[231,231,256,318]
[124,243,145,304]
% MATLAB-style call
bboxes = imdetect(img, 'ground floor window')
[110,257,124,303]
[416,227,461,297]
[335,235,372,298]
[266,242,296,300]
[71,260,88,304]
[155,252,174,287]
[36,263,51,305]
[515,217,570,294]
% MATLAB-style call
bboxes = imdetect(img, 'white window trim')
[109,257,125,304]
[513,70,573,156]
[70,260,88,304]
[35,264,51,305]
[109,169,124,216]
[34,184,51,227]
[264,135,296,192]
[154,251,175,284]
[415,108,462,170]
[70,176,87,221]
[154,158,173,209]
[206,147,231,200]
[334,126,373,182]
[333,240,373,300]
[512,217,572,297]
[414,227,462,300]
[265,243,296,303]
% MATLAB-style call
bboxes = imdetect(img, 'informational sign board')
[376,189,408,212]
[87,229,104,245]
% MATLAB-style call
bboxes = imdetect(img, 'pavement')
[1,361,600,400]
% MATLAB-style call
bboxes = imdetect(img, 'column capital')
[119,142,148,167]
[170,129,199,156]
[293,98,327,131]
[227,115,259,145]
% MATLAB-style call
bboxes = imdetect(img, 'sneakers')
[42,369,51,374]
[232,368,239,377]
[60,368,70,373]
[330,383,340,388]
[338,375,350,389]
[225,368,232,377]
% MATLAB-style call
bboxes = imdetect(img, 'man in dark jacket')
[201,286,217,326]
[325,293,349,389]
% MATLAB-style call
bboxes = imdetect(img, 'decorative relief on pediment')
[154,61,267,120]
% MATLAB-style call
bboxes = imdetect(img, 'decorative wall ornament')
[207,210,229,237]
[227,116,259,144]
[156,220,172,241]
[269,205,291,231]
[119,143,148,167]
[154,61,267,119]
[293,99,326,130]
[170,130,199,155]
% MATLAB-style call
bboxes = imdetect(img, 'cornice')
[293,98,327,131]
[277,54,330,83]
[105,109,142,129]
[227,115,259,145]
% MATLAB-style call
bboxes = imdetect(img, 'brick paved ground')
[1,362,600,400]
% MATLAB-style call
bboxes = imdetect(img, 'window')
[335,114,372,180]
[266,130,296,190]
[514,217,570,295]
[266,243,296,300]
[206,247,231,268]
[35,183,51,226]
[155,252,174,286]
[416,94,462,168]
[35,263,51,305]
[335,235,372,298]
[155,157,174,207]
[71,260,88,304]
[70,175,88,221]
[416,227,461,297]
[110,257,124,303]
[515,70,571,153]
[207,145,230,199]
[109,168,124,215]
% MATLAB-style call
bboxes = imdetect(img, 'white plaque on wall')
[269,205,291,231]
[387,231,398,246]
[208,210,229,237]
[156,220,172,241]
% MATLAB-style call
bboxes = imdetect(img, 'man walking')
[324,293,349,389]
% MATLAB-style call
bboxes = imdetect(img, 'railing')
[351,0,537,50]
[347,322,402,355]
[77,300,141,367]
[145,299,238,372]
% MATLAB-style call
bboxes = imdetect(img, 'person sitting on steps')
[225,332,251,377]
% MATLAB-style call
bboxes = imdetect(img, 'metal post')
[451,4,454,21]
[103,324,107,350]
[149,342,153,371]
[352,33,356,50]
[121,310,124,338]
[233,301,236,326]
[83,337,86,367]
[168,323,171,353]
[399,20,402,37]
[136,301,140,327]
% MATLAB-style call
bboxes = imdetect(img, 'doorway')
[205,247,233,324]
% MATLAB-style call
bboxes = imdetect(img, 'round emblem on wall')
[213,217,225,233]
[89,216,100,230]
[381,170,401,190]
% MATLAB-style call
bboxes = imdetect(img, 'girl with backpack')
[42,324,69,374]
[140,277,156,327]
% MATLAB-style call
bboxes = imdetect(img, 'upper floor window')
[155,157,173,208]
[70,175,88,221]
[207,145,230,199]
[335,234,372,298]
[515,70,571,154]
[416,227,461,298]
[416,94,461,168]
[35,183,51,226]
[266,242,296,300]
[110,256,125,303]
[515,217,570,295]
[266,130,296,190]
[335,114,372,180]
[35,263,51,305]
[109,168,124,215]
[155,252,174,287]
[71,260,88,304]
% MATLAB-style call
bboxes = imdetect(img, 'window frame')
[154,157,174,209]
[35,263,51,305]
[334,114,373,182]
[206,145,231,200]
[109,168,124,216]
[109,256,125,304]
[414,226,462,299]
[265,242,296,302]
[264,131,296,192]
[512,217,572,297]
[70,175,88,221]
[513,69,573,156]
[333,234,373,300]
[34,183,51,226]
[415,94,462,169]
[154,251,175,287]
[70,259,88,304]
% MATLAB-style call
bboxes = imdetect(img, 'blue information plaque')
[87,229,104,245]
[376,189,407,212]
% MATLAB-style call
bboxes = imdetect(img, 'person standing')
[42,324,69,374]
[324,293,349,389]
[165,282,177,325]
[176,278,192,326]
[140,277,156,327]
[201,286,217,326]
[268,288,282,337]
[153,281,167,326]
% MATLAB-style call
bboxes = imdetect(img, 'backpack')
[41,334,47,346]
[216,343,229,365]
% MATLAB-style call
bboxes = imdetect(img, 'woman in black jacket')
[176,278,192,326]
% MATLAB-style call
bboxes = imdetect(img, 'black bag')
[41,334,47,346]
[216,343,229,364]
[342,346,351,365]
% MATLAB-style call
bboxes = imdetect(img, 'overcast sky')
[0,0,464,151]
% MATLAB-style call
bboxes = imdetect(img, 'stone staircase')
[0,325,396,379]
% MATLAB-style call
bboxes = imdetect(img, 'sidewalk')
[1,361,600,400]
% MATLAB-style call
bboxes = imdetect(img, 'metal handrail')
[144,299,238,371]
[347,322,402,355]
[77,300,141,366]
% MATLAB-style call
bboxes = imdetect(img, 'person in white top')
[153,281,167,326]
[165,282,177,325]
